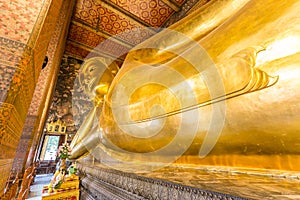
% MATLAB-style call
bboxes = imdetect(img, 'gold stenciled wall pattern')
[45,56,93,142]
[0,1,44,44]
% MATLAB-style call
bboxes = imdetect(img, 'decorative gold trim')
[47,119,67,134]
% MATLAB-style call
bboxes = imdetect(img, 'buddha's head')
[79,57,107,98]
[78,57,119,103]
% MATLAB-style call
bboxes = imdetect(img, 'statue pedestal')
[77,158,300,200]
[78,161,242,200]
[42,177,80,200]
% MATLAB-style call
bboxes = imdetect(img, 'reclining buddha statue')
[70,0,300,173]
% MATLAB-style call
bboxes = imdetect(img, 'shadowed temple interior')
[1,0,300,199]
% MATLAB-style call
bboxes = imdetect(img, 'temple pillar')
[11,0,76,178]
[0,0,66,193]
[26,0,76,169]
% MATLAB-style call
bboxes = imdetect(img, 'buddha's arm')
[70,125,101,159]
[70,107,98,150]
[70,0,251,159]
[107,46,277,124]
[96,0,300,170]
[111,0,251,78]
[71,0,300,170]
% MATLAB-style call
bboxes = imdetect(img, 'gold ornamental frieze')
[0,102,23,148]
[0,36,35,110]
[0,105,23,155]
[47,119,67,134]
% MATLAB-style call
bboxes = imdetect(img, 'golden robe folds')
[71,0,300,173]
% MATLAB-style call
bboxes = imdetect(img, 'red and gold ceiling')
[64,0,207,62]
[46,0,211,138]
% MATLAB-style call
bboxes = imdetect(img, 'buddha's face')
[79,58,107,97]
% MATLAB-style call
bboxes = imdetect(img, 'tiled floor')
[26,174,53,200]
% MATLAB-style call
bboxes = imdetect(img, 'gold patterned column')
[24,0,76,172]
[0,0,64,193]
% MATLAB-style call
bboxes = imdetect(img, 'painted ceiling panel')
[68,23,107,48]
[109,0,174,27]
[65,36,130,61]
[73,0,156,45]
[66,0,207,62]
[98,6,155,45]
[74,0,99,27]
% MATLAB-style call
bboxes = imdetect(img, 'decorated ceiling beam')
[160,0,180,11]
[70,20,134,48]
[64,52,84,62]
[66,39,127,62]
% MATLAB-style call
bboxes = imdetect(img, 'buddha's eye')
[89,67,96,72]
